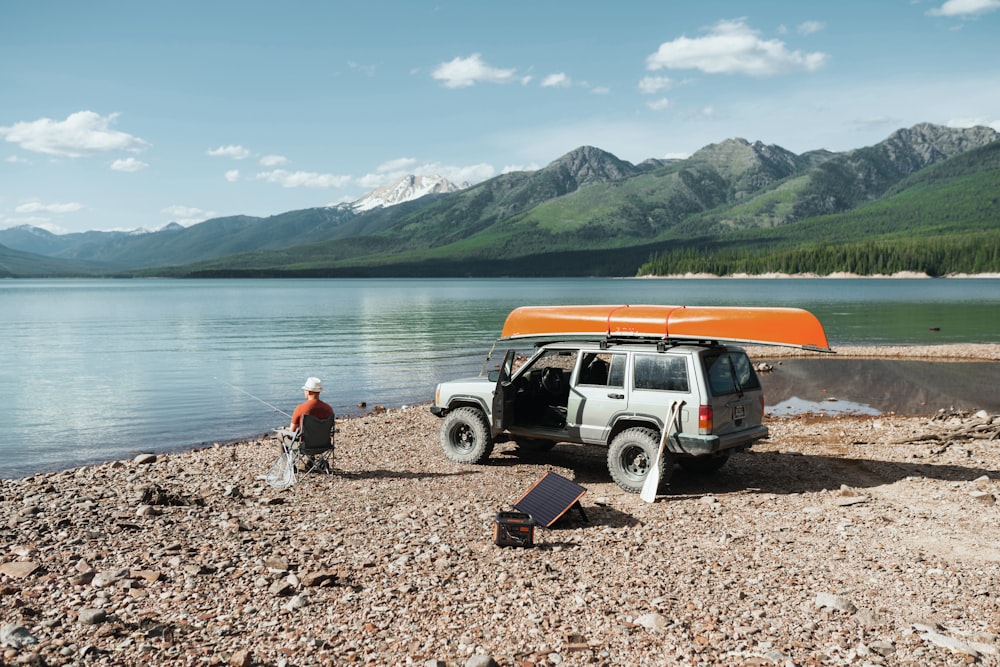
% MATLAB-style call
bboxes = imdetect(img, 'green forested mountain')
[3,123,998,278]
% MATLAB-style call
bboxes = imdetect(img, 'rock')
[869,640,895,657]
[134,453,157,465]
[971,490,996,505]
[0,624,38,648]
[814,592,857,613]
[229,649,252,667]
[91,568,129,588]
[283,594,308,611]
[78,608,107,625]
[0,561,40,578]
[633,612,670,631]
[269,580,294,596]
[465,656,499,667]
[264,556,289,572]
[920,631,980,657]
[300,570,338,587]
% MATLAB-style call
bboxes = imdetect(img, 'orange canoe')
[499,304,832,352]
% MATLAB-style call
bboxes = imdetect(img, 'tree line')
[637,234,1000,277]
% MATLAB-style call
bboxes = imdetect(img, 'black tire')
[678,452,731,474]
[440,407,494,464]
[513,438,556,455]
[607,427,673,494]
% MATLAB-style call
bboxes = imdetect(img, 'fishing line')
[216,377,292,418]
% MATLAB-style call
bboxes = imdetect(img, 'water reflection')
[758,358,1000,416]
[768,397,881,417]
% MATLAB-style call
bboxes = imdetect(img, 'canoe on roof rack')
[499,304,833,352]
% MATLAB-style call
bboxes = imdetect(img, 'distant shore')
[638,271,1000,279]
[746,342,1000,360]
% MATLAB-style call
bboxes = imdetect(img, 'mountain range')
[1,122,998,278]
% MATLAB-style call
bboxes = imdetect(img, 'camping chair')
[262,414,335,488]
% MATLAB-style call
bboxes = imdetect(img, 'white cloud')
[111,157,148,172]
[207,145,251,159]
[376,157,418,173]
[253,169,352,188]
[16,201,84,214]
[639,75,672,95]
[590,86,611,95]
[161,205,215,226]
[946,116,1000,131]
[501,163,541,174]
[928,0,1000,16]
[348,60,376,77]
[646,18,828,77]
[259,154,288,166]
[797,21,825,35]
[432,54,518,88]
[356,160,495,189]
[541,73,571,88]
[647,98,671,111]
[225,169,240,182]
[0,111,149,157]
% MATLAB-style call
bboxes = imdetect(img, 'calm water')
[2,277,998,478]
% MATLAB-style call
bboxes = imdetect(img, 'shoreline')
[2,344,998,481]
[636,271,1000,279]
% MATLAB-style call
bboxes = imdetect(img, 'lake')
[2,277,998,478]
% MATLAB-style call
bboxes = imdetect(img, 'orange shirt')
[291,397,334,429]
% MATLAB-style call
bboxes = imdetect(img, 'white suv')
[431,339,767,494]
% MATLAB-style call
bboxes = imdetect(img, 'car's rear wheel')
[440,407,494,464]
[607,427,673,494]
[678,451,731,474]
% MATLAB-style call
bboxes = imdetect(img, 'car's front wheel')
[607,427,673,494]
[440,407,494,464]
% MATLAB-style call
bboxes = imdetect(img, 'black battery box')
[493,511,535,547]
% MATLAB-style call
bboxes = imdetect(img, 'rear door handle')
[608,393,625,399]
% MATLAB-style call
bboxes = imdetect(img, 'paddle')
[640,401,681,503]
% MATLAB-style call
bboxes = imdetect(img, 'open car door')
[491,348,518,433]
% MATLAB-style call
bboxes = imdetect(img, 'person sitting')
[277,377,335,471]
[290,376,334,436]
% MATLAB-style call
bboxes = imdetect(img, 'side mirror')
[488,369,500,382]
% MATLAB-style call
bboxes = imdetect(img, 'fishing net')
[260,450,295,488]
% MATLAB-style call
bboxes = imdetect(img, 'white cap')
[302,377,323,392]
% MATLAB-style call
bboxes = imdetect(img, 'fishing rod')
[216,378,292,418]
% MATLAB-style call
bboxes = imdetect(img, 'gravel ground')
[2,347,999,667]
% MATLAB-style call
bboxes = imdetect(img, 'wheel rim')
[450,424,475,453]
[620,444,650,478]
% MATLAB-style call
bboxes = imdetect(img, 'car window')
[633,354,689,392]
[704,351,761,396]
[579,352,625,387]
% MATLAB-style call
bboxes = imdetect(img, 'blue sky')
[2,0,999,234]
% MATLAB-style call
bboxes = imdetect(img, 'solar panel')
[513,471,587,528]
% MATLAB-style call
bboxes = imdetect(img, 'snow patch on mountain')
[351,175,467,212]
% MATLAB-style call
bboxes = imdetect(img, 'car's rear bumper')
[672,425,768,456]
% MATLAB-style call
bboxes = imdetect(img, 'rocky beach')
[2,347,999,667]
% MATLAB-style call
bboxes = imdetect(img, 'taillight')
[760,394,765,416]
[698,405,713,434]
